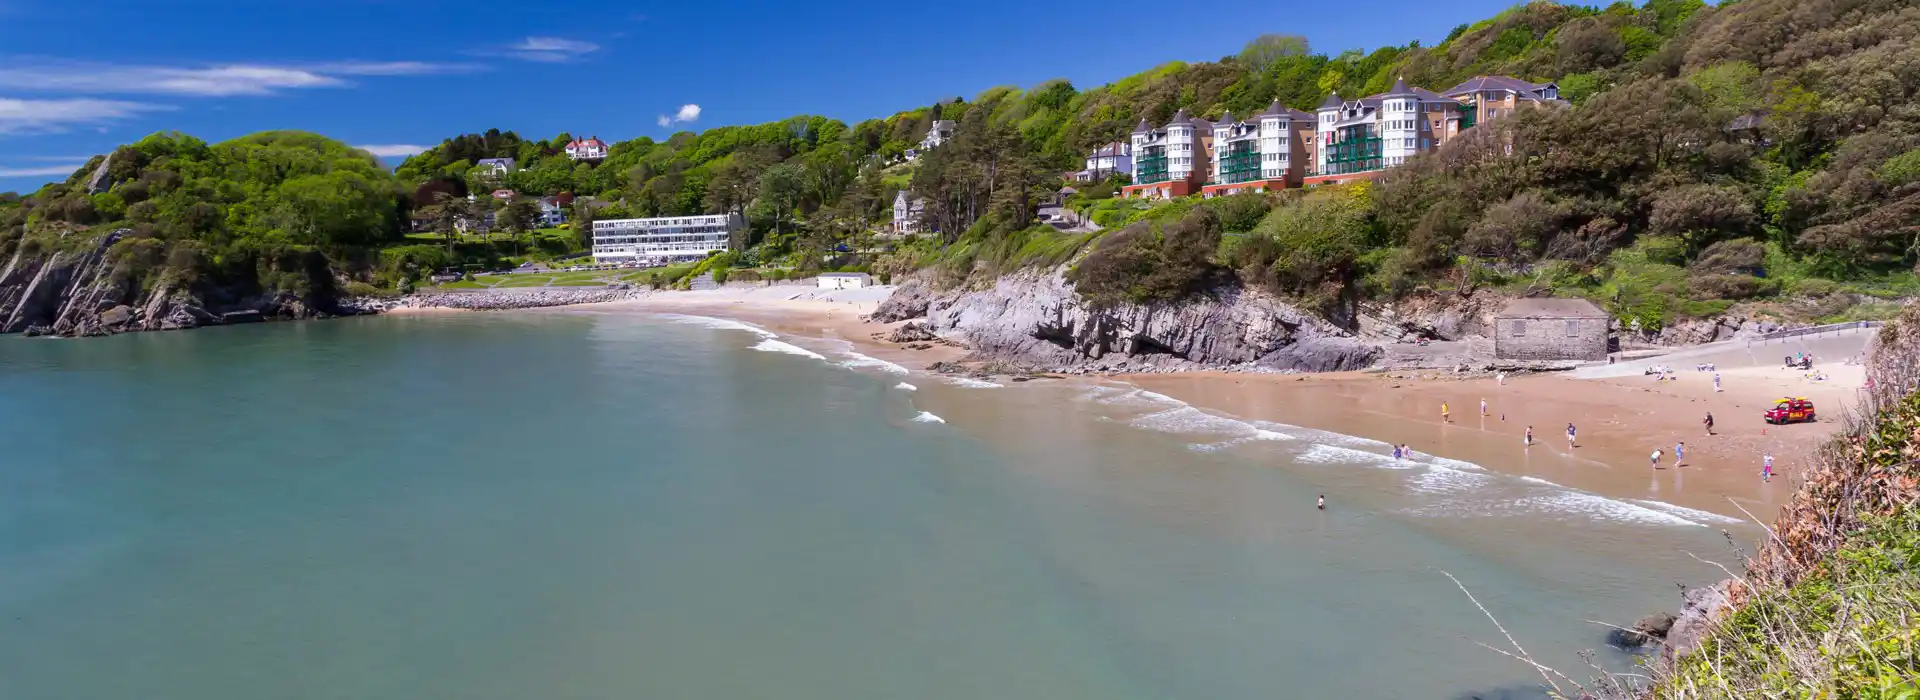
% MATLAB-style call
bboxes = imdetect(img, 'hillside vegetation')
[3,0,1916,320]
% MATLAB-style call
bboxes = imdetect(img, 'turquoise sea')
[0,312,1744,698]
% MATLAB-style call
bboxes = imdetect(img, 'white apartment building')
[1124,108,1213,199]
[591,213,743,263]
[1202,100,1315,196]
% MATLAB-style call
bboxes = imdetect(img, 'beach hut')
[816,272,874,290]
[1494,298,1610,361]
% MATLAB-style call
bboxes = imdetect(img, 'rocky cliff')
[873,270,1380,372]
[0,234,344,338]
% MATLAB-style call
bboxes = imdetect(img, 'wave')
[911,411,946,424]
[1519,476,1561,487]
[1512,493,1704,527]
[751,339,826,360]
[656,314,776,339]
[895,382,918,391]
[841,352,910,374]
[947,377,1003,389]
[1093,387,1184,407]
[1629,499,1746,526]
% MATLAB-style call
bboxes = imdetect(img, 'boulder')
[886,321,939,343]
[1609,611,1677,648]
[870,278,931,322]
[1663,580,1735,663]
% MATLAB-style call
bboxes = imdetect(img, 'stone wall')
[1493,316,1608,360]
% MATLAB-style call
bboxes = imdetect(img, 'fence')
[1757,321,1882,342]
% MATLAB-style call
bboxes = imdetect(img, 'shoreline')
[513,285,1858,523]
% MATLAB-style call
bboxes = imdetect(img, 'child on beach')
[1317,494,1326,510]
[1763,454,1774,482]
[1704,412,1715,436]
[1651,448,1663,469]
[1480,398,1488,417]
[1525,426,1534,446]
[1567,423,1578,448]
[1675,441,1685,467]
[1441,402,1451,423]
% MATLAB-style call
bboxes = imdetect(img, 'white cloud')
[0,59,470,97]
[0,97,167,134]
[0,162,87,177]
[354,144,428,158]
[495,37,600,63]
[658,103,701,128]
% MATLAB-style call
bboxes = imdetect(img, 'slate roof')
[1131,118,1153,135]
[1317,92,1344,110]
[1497,297,1610,319]
[1442,75,1553,98]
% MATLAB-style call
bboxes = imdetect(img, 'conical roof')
[1165,108,1196,127]
[1131,118,1153,134]
[1216,110,1235,127]
[1317,92,1343,110]
[1260,99,1291,118]
[1387,76,1414,95]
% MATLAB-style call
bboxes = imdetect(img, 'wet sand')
[1128,364,1864,522]
[560,286,967,368]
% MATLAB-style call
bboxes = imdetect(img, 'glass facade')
[591,215,739,262]
[1218,142,1261,184]
[1319,125,1383,176]
[1135,146,1170,184]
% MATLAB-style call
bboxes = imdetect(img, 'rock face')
[1663,580,1736,664]
[893,270,1380,372]
[1609,611,1678,648]
[0,233,350,339]
[869,278,932,323]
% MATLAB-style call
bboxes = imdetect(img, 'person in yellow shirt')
[1441,402,1451,423]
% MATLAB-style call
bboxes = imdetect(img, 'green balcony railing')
[1459,100,1477,130]
[1218,149,1262,184]
[1135,150,1170,184]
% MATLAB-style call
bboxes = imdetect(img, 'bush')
[1223,185,1374,308]
[1069,208,1225,307]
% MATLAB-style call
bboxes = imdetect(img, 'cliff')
[0,234,344,338]
[873,269,1380,372]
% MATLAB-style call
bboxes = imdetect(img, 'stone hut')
[1494,298,1610,361]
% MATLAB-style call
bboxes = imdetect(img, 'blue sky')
[0,0,1524,193]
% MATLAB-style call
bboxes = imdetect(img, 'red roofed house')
[565,136,608,161]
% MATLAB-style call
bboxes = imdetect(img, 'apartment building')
[1306,75,1564,186]
[1122,108,1214,199]
[1201,100,1316,197]
[590,213,743,264]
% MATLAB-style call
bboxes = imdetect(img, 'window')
[1565,320,1579,337]
[1511,320,1527,337]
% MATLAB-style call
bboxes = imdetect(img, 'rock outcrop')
[0,232,353,338]
[888,270,1380,372]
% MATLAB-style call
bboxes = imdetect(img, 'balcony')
[1135,152,1171,184]
[1218,149,1262,184]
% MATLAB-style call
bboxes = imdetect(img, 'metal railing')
[1758,321,1883,342]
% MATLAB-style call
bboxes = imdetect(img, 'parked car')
[1764,397,1817,424]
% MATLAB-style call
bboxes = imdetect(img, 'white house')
[891,190,927,234]
[475,158,516,178]
[537,197,568,227]
[1076,142,1133,182]
[817,272,873,290]
[591,213,743,263]
[564,136,608,161]
[920,120,956,150]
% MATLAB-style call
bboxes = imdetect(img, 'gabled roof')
[1497,297,1609,319]
[477,157,515,166]
[566,136,606,149]
[1441,75,1552,98]
[1089,141,1129,157]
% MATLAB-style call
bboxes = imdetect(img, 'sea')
[0,311,1750,699]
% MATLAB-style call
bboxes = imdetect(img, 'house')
[475,158,516,178]
[921,120,956,150]
[591,213,743,264]
[491,189,516,200]
[1202,100,1317,197]
[816,272,874,290]
[537,197,568,227]
[1123,109,1214,199]
[1493,298,1611,361]
[1076,142,1133,182]
[891,190,927,234]
[564,136,608,161]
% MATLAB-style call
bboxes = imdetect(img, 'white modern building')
[1123,108,1213,199]
[816,272,873,290]
[591,213,742,263]
[1201,100,1315,197]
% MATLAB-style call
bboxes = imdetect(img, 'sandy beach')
[526,284,1865,522]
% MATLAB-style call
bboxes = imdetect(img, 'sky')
[0,0,1525,193]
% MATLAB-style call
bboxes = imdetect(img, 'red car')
[1764,397,1816,425]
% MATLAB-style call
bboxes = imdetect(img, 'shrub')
[1069,208,1225,307]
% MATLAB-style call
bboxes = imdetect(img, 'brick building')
[1494,298,1611,361]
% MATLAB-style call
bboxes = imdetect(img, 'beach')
[559,284,1866,523]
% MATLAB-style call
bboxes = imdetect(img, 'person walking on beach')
[1441,402,1451,423]
[1763,454,1774,482]
[1704,412,1715,436]
[1480,398,1488,417]
[1713,373,1722,393]
[1567,423,1578,448]
[1675,441,1686,467]
[1525,425,1534,446]
[1651,448,1663,470]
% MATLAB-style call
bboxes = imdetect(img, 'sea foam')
[657,314,776,338]
[841,353,910,374]
[947,377,1003,389]
[751,339,826,360]
[1629,499,1745,526]
[911,411,946,424]
[895,382,918,391]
